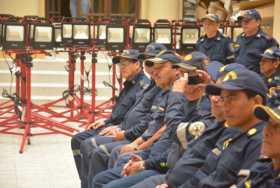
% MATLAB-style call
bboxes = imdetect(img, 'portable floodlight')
[180,21,200,53]
[153,19,173,49]
[2,19,25,50]
[73,17,90,46]
[23,16,41,47]
[106,23,125,51]
[50,16,63,48]
[61,17,74,46]
[132,19,152,52]
[0,14,13,47]
[94,19,109,48]
[31,23,54,49]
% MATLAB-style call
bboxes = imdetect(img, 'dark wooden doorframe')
[45,0,71,18]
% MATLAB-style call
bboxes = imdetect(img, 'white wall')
[140,0,182,23]
[273,1,280,42]
[0,0,44,17]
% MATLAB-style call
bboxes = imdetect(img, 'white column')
[273,1,280,42]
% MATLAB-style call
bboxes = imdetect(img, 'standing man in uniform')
[196,13,234,65]
[259,47,280,108]
[234,9,278,73]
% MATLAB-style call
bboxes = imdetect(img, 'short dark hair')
[243,89,266,105]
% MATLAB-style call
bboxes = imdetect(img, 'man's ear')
[254,94,264,105]
[273,60,280,69]
[256,20,261,27]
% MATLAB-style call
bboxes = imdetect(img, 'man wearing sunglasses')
[71,49,150,188]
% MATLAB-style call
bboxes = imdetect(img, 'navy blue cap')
[217,63,247,79]
[144,50,182,65]
[261,47,280,60]
[238,9,262,21]
[182,51,208,70]
[207,61,224,81]
[201,13,219,23]
[254,105,280,125]
[138,43,167,60]
[206,69,267,99]
[112,49,140,64]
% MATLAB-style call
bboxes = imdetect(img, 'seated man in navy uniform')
[231,105,280,188]
[128,63,243,188]
[70,49,150,187]
[153,68,268,188]
[90,52,213,188]
[106,52,213,168]
[259,47,280,108]
[234,9,278,73]
[80,49,180,188]
[196,13,234,65]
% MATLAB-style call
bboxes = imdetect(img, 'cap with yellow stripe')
[254,105,280,125]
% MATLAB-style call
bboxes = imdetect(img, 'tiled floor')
[0,133,80,188]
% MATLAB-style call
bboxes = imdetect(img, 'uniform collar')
[242,29,263,39]
[127,69,145,85]
[205,31,223,41]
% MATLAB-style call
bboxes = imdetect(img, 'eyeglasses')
[220,94,239,104]
[118,59,136,66]
[145,61,154,67]
[241,18,253,24]
[172,65,179,69]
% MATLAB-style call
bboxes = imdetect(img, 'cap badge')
[184,54,192,61]
[222,71,238,81]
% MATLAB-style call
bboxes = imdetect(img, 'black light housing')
[180,21,200,53]
[153,19,173,49]
[132,19,152,52]
[23,15,41,47]
[61,17,73,46]
[0,14,14,48]
[94,19,110,48]
[2,18,25,50]
[31,21,54,49]
[72,17,91,46]
[51,16,63,48]
[106,22,125,51]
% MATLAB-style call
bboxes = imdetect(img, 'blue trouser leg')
[87,140,130,187]
[71,128,101,180]
[104,170,160,188]
[108,144,123,168]
[130,174,166,188]
[92,151,151,188]
[92,166,123,188]
[80,136,115,188]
